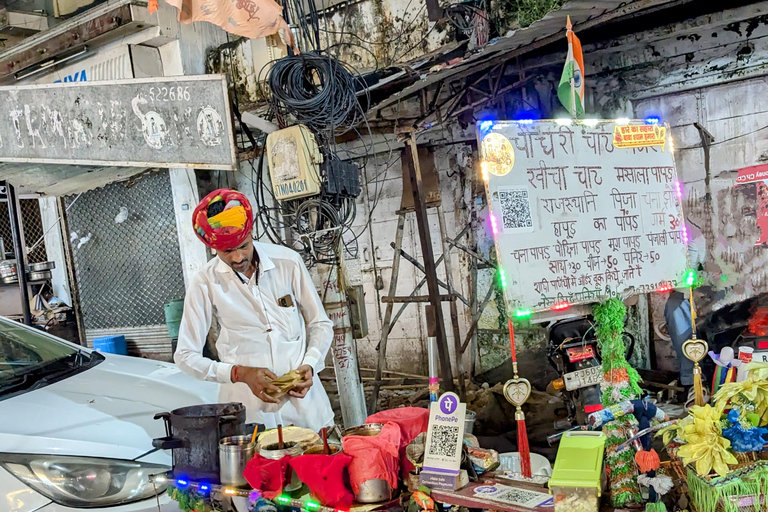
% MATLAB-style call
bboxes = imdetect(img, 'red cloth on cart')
[290,454,354,509]
[367,407,429,478]
[242,454,291,500]
[342,422,401,495]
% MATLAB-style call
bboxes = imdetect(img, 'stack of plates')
[27,261,55,282]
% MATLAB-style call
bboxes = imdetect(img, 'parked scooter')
[547,316,635,428]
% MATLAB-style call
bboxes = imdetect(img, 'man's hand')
[289,364,314,398]
[233,366,281,404]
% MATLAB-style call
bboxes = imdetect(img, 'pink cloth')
[342,422,401,495]
[290,454,354,509]
[162,0,295,49]
[367,407,429,478]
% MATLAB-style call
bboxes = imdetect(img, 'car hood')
[0,354,219,464]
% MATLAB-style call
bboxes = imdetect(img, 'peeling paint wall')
[317,0,452,69]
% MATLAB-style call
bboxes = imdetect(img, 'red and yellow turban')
[192,189,254,250]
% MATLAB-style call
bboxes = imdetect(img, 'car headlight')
[0,454,170,508]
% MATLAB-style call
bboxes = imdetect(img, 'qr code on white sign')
[495,488,545,506]
[498,189,533,231]
[428,425,460,457]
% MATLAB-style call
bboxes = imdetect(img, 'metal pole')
[437,205,466,399]
[402,135,455,392]
[4,182,31,325]
[320,262,367,428]
[370,212,406,414]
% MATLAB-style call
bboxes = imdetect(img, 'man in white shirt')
[174,188,335,431]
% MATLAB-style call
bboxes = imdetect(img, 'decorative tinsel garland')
[168,486,226,512]
[594,299,642,507]
[593,299,642,406]
[686,462,768,512]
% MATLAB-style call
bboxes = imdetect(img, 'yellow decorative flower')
[676,410,738,477]
[714,374,768,422]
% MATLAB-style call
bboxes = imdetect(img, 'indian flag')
[557,16,585,118]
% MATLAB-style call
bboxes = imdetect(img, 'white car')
[0,316,219,511]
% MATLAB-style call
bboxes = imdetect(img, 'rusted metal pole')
[402,135,455,392]
[369,212,406,414]
[438,205,466,399]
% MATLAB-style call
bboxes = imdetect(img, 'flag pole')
[567,16,576,118]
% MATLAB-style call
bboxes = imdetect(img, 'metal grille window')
[64,171,186,330]
[0,199,48,263]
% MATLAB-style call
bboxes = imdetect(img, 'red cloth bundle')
[242,455,292,500]
[367,407,429,478]
[342,423,401,495]
[289,454,354,509]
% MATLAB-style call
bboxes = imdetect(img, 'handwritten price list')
[480,120,688,312]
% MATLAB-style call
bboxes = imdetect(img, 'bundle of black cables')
[267,51,366,136]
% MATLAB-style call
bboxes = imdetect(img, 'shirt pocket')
[276,294,304,340]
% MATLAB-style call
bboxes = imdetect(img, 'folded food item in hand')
[265,369,304,398]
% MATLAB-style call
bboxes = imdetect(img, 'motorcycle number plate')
[564,365,603,391]
[566,346,595,362]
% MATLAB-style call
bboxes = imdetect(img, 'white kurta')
[174,242,335,431]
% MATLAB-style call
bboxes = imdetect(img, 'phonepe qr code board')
[478,120,688,313]
[423,393,466,474]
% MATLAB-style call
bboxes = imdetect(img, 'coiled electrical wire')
[267,52,366,136]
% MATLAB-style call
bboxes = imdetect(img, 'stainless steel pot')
[355,479,393,503]
[219,435,255,487]
[28,261,55,272]
[27,270,52,282]
[341,423,394,503]
[1,275,18,284]
[0,263,17,279]
[259,442,303,491]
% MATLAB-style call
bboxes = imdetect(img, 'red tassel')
[517,417,532,478]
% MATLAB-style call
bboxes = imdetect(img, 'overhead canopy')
[0,164,151,196]
[366,0,694,126]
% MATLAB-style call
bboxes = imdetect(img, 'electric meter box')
[266,125,323,201]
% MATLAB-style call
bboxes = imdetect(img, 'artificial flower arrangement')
[657,364,768,478]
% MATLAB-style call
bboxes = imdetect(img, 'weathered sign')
[479,119,688,313]
[0,75,236,170]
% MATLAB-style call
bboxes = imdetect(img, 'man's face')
[216,239,255,274]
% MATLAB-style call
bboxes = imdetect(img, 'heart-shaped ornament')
[682,338,708,363]
[503,377,531,407]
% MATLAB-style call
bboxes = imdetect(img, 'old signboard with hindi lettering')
[0,75,236,170]
[478,120,688,313]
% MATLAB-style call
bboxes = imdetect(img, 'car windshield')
[0,317,101,398]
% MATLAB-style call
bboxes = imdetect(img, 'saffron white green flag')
[557,16,585,118]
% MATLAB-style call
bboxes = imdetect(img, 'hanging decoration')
[593,298,642,507]
[682,291,707,407]
[502,318,533,478]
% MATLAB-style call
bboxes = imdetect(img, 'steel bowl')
[1,275,18,284]
[29,261,55,272]
[341,423,384,437]
[27,270,52,282]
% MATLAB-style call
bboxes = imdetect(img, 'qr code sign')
[498,189,533,231]
[495,488,546,506]
[428,425,460,457]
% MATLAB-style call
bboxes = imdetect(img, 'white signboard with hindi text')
[479,120,688,312]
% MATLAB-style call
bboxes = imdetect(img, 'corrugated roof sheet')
[371,0,681,114]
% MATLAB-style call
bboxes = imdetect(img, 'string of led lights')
[151,474,347,512]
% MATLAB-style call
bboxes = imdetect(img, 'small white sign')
[753,351,768,363]
[474,484,554,508]
[423,392,466,477]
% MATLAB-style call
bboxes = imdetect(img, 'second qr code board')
[478,120,688,313]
